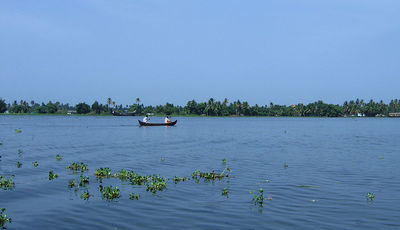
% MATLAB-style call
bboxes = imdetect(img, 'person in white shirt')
[143,115,149,123]
[164,116,171,123]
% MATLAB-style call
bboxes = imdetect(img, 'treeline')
[1,98,400,117]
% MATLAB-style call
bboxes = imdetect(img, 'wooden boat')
[138,120,177,126]
[112,111,135,116]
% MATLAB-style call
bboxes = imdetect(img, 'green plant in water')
[80,191,91,200]
[172,176,187,184]
[66,162,88,172]
[16,162,22,168]
[48,171,58,180]
[160,157,165,162]
[0,176,15,190]
[94,168,112,178]
[192,168,231,181]
[0,208,12,228]
[366,192,375,200]
[32,161,38,167]
[68,179,77,188]
[56,154,62,161]
[129,173,150,185]
[222,158,226,164]
[100,186,120,200]
[146,176,167,193]
[222,188,229,196]
[17,149,22,154]
[252,188,265,207]
[14,129,22,133]
[79,175,89,186]
[129,193,140,200]
[284,163,288,168]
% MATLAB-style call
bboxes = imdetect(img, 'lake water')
[0,116,399,229]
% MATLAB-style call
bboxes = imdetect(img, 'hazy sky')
[1,0,399,106]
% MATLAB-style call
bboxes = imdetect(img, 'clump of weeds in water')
[114,169,133,181]
[48,171,58,180]
[366,192,375,201]
[222,158,226,165]
[94,168,112,178]
[17,149,22,154]
[56,154,62,161]
[80,191,91,200]
[16,162,22,168]
[14,129,22,133]
[100,185,120,200]
[192,168,231,182]
[160,157,165,162]
[0,176,15,190]
[68,179,77,188]
[66,162,88,172]
[129,193,140,200]
[79,175,89,186]
[172,176,187,184]
[129,173,150,185]
[0,208,12,228]
[222,188,229,196]
[32,161,38,167]
[252,188,265,207]
[146,176,167,193]
[284,163,289,168]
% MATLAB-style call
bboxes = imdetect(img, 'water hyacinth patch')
[366,192,375,200]
[14,129,22,133]
[0,176,15,190]
[129,173,150,185]
[17,149,22,154]
[32,161,39,167]
[68,179,77,188]
[94,168,112,178]
[80,191,91,200]
[252,188,265,207]
[79,175,89,186]
[284,163,289,168]
[16,162,22,168]
[146,175,167,193]
[222,158,226,164]
[66,162,88,172]
[129,193,140,200]
[0,208,11,228]
[172,176,187,184]
[48,171,58,180]
[222,188,229,196]
[192,168,231,181]
[100,186,120,200]
[56,154,62,161]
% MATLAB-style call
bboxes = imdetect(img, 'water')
[1,116,399,229]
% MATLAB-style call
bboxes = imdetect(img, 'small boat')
[138,120,177,126]
[112,111,135,116]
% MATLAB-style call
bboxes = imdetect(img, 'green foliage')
[222,188,229,196]
[76,102,91,114]
[16,162,22,168]
[366,192,375,200]
[68,179,77,188]
[284,163,288,168]
[48,171,58,180]
[0,99,7,113]
[146,176,167,193]
[129,193,140,200]
[66,162,88,172]
[192,168,230,181]
[79,175,89,186]
[80,191,91,200]
[94,168,112,178]
[172,176,187,184]
[56,154,62,161]
[252,188,265,207]
[222,158,226,164]
[14,129,22,133]
[100,186,120,200]
[0,208,12,228]
[0,176,15,190]
[32,161,39,167]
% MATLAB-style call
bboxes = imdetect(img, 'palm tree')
[136,98,141,105]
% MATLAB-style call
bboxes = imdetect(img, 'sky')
[1,0,399,106]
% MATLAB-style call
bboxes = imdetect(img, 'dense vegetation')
[0,97,399,117]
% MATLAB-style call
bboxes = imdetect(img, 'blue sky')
[1,0,399,106]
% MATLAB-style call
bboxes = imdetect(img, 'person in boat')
[143,115,149,123]
[164,116,171,123]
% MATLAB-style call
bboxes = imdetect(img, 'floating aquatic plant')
[129,193,140,200]
[14,129,22,133]
[222,188,229,196]
[172,176,187,184]
[80,191,91,200]
[146,176,167,193]
[79,175,89,186]
[17,149,23,154]
[16,162,22,168]
[0,208,11,228]
[95,168,112,178]
[66,162,88,172]
[68,179,77,188]
[129,173,150,185]
[0,176,15,190]
[56,154,62,161]
[284,163,289,168]
[160,157,165,162]
[366,192,375,200]
[48,171,58,180]
[252,188,265,207]
[222,158,226,164]
[100,185,120,200]
[32,161,39,167]
[192,168,230,181]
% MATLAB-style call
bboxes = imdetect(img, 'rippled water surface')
[1,116,400,229]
